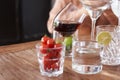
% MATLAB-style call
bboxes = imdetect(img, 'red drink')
[54,20,81,37]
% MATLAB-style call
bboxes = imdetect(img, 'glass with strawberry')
[36,35,65,77]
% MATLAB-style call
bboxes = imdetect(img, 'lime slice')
[64,36,72,49]
[96,31,112,45]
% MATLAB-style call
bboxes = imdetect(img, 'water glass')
[96,25,120,66]
[72,40,102,74]
[36,43,65,77]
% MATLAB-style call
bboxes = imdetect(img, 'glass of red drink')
[53,3,86,57]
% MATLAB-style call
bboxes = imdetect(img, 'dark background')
[0,0,51,46]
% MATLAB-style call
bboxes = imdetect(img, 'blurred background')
[0,0,54,46]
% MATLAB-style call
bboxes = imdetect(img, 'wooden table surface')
[0,41,120,80]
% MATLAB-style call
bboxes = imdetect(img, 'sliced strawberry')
[40,43,48,54]
[44,53,59,61]
[54,43,62,53]
[40,36,62,71]
[51,62,60,70]
[54,43,62,48]
[43,59,51,70]
[44,59,57,70]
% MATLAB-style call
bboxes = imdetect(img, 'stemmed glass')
[52,3,86,57]
[80,0,111,40]
[111,0,120,25]
[111,0,120,47]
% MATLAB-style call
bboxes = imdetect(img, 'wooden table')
[0,41,120,80]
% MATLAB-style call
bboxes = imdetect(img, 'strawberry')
[41,35,50,44]
[40,43,48,54]
[51,63,59,70]
[47,38,55,48]
[54,43,62,53]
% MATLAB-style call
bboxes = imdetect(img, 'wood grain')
[0,41,120,80]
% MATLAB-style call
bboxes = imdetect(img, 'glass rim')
[96,25,117,29]
[96,25,117,32]
[43,58,63,60]
[73,40,101,47]
[73,40,98,43]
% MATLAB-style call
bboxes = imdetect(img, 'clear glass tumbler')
[36,43,65,77]
[72,40,102,74]
[96,25,120,66]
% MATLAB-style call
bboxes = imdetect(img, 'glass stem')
[91,18,96,41]
[118,0,120,26]
[117,16,120,31]
[118,16,120,26]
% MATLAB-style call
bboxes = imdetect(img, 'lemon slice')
[96,31,112,45]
